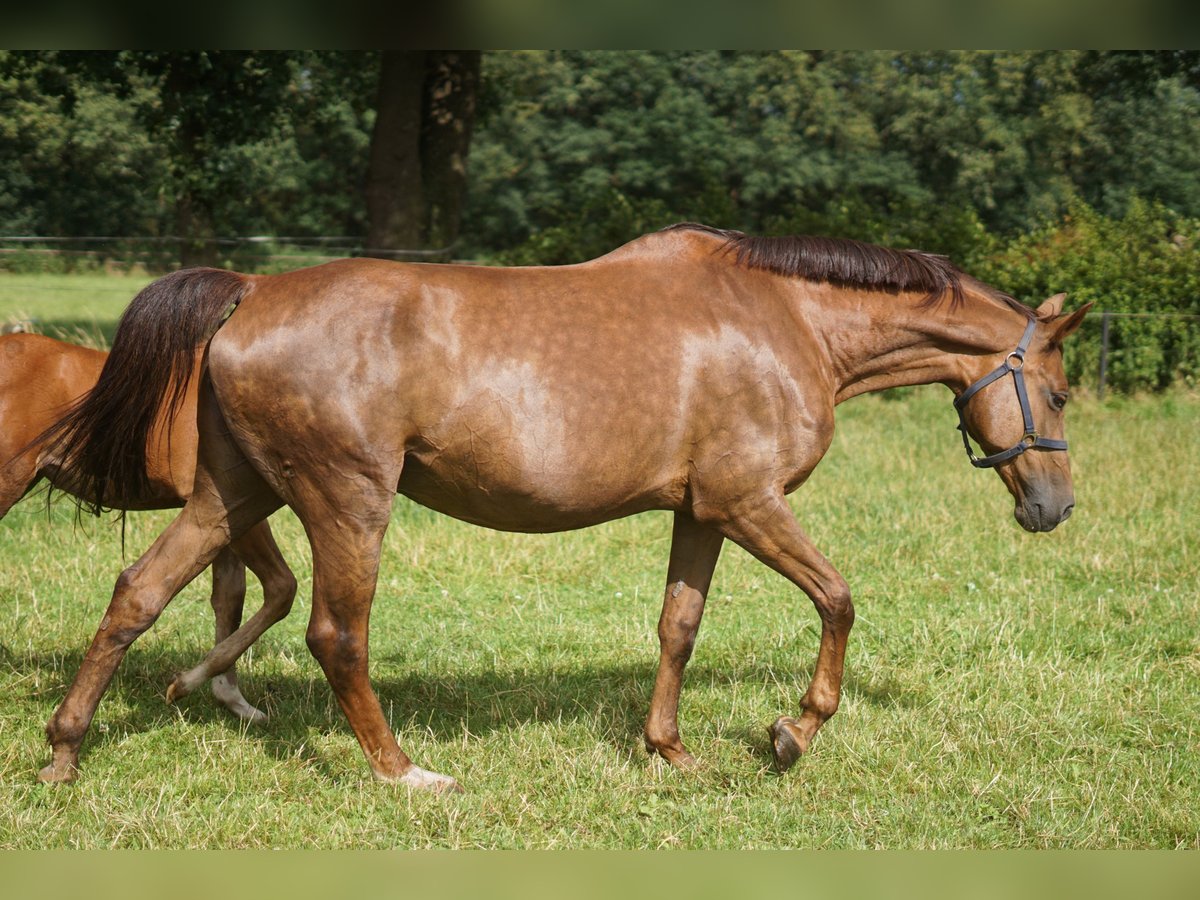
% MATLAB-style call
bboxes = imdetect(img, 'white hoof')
[383,765,463,793]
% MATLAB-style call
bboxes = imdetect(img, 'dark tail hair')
[38,267,249,516]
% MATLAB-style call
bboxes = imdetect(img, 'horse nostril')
[1061,504,1074,521]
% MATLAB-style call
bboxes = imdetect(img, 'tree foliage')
[2,50,1199,389]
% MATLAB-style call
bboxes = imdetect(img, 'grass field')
[1,273,1197,848]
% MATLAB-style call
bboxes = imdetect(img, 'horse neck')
[796,284,1033,404]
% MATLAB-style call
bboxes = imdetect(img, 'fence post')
[1097,311,1111,400]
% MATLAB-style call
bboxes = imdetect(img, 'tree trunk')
[365,51,427,257]
[420,51,481,258]
[176,190,217,267]
[364,50,481,260]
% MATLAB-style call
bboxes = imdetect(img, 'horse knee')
[305,617,336,660]
[659,612,701,663]
[305,616,364,673]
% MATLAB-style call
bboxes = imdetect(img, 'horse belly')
[396,416,684,533]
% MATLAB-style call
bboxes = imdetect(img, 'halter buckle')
[1006,352,1025,370]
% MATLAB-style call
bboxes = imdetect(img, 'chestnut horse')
[35,224,1090,790]
[0,332,296,722]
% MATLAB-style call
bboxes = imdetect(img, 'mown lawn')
[1,273,1197,848]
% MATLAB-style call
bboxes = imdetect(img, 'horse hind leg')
[38,483,281,782]
[292,473,460,792]
[643,511,724,768]
[166,520,298,719]
[198,547,259,721]
[39,392,282,783]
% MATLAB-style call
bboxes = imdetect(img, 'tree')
[121,52,294,265]
[365,51,481,259]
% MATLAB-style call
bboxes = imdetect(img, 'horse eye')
[1050,392,1069,410]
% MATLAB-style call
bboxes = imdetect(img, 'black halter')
[954,319,1067,468]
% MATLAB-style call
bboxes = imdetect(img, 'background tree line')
[2,50,1199,389]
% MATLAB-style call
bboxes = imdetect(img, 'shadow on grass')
[2,641,924,779]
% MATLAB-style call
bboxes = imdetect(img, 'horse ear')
[1035,293,1068,319]
[1050,301,1094,345]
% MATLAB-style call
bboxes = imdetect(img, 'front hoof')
[768,716,809,772]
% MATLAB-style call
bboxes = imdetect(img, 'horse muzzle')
[1014,498,1074,533]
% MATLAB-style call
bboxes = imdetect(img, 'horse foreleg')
[0,453,38,519]
[718,494,854,772]
[643,511,723,768]
[166,520,297,718]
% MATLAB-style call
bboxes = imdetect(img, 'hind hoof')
[384,765,463,794]
[211,677,267,724]
[37,760,78,784]
[165,675,189,705]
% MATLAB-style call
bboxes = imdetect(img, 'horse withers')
[36,224,1089,790]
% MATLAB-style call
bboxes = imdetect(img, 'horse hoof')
[165,676,187,705]
[648,745,699,770]
[37,761,78,784]
[391,765,463,794]
[217,696,267,724]
[768,716,809,772]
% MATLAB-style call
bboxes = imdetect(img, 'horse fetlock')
[643,728,698,769]
[800,686,841,722]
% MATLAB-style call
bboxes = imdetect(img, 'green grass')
[0,275,1197,848]
[0,271,152,345]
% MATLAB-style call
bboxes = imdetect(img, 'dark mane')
[661,222,1034,319]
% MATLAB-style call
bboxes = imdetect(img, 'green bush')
[977,200,1200,392]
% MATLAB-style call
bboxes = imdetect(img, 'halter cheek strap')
[953,319,1068,469]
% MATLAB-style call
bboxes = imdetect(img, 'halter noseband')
[954,319,1067,468]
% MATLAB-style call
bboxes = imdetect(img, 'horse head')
[955,294,1093,532]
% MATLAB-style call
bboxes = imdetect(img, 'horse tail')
[39,267,249,516]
